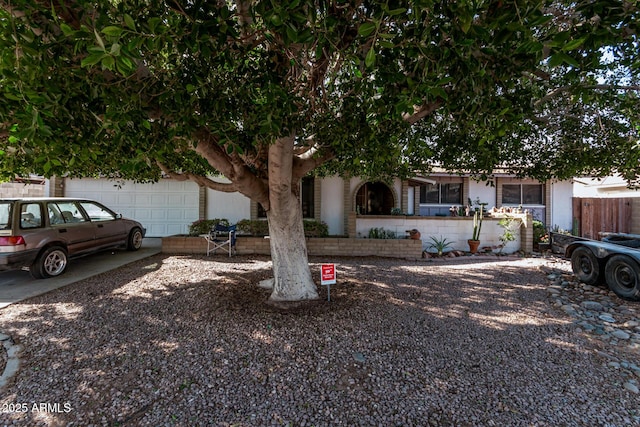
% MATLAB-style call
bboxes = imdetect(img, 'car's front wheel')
[30,246,68,279]
[127,227,144,251]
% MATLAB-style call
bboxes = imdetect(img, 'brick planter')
[161,236,423,259]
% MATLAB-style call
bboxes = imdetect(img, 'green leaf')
[549,52,579,68]
[387,8,407,16]
[101,55,115,69]
[94,28,105,50]
[364,48,376,68]
[460,17,472,34]
[81,53,105,67]
[562,37,587,51]
[124,14,136,31]
[429,87,448,100]
[60,23,74,37]
[102,26,123,37]
[436,77,454,86]
[148,17,162,33]
[110,43,121,55]
[270,14,283,27]
[358,22,377,37]
[286,25,298,43]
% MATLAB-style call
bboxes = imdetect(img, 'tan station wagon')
[0,198,146,278]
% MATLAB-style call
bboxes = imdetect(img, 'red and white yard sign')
[321,264,336,286]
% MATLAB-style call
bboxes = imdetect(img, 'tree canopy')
[1,0,638,192]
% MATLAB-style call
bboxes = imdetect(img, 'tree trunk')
[266,195,319,301]
[261,134,319,302]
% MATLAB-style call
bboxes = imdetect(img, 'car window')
[0,202,12,230]
[47,202,86,224]
[79,201,117,222]
[20,203,43,229]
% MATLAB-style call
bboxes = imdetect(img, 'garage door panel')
[118,193,138,205]
[167,210,188,220]
[166,224,189,235]
[64,178,199,237]
[99,194,119,206]
[131,210,152,221]
[151,194,168,205]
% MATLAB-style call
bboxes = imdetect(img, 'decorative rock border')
[545,268,640,394]
[0,332,23,389]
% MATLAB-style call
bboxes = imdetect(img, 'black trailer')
[565,235,640,301]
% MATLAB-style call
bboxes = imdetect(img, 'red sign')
[321,264,336,285]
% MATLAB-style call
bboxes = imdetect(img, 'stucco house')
[33,172,574,254]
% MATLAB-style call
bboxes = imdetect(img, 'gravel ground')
[0,253,639,426]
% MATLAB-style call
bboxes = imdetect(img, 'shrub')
[497,217,520,253]
[236,219,270,236]
[235,219,329,237]
[533,220,547,243]
[368,227,396,239]
[303,219,329,237]
[188,218,229,236]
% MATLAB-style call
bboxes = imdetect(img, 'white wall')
[550,180,574,232]
[320,176,344,236]
[468,179,496,207]
[205,177,251,224]
[356,216,522,254]
[408,186,415,215]
[574,176,640,198]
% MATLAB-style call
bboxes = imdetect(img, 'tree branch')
[535,84,640,107]
[403,100,443,125]
[292,147,336,182]
[156,161,240,192]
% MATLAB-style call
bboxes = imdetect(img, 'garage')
[63,178,200,237]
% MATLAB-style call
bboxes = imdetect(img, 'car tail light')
[0,236,26,246]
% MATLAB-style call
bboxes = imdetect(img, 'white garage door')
[64,178,200,237]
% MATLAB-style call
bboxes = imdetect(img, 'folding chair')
[205,224,237,256]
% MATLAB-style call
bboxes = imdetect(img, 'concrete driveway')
[0,238,162,309]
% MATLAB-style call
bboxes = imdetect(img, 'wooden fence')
[572,197,632,239]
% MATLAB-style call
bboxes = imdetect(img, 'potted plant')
[468,205,483,253]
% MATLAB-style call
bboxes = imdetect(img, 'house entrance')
[355,182,395,215]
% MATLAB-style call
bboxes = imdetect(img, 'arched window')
[355,182,395,215]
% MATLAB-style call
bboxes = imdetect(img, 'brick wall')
[0,182,45,197]
[162,235,423,259]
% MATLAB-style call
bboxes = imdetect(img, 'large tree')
[1,1,638,301]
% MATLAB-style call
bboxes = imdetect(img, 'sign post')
[320,264,336,301]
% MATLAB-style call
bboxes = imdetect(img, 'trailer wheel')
[604,255,640,301]
[570,247,601,286]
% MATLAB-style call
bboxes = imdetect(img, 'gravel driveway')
[0,254,638,426]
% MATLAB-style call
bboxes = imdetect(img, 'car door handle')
[58,229,67,233]
[97,224,104,228]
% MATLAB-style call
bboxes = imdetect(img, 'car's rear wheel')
[30,246,68,279]
[570,246,602,285]
[127,227,144,251]
[604,255,640,301]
